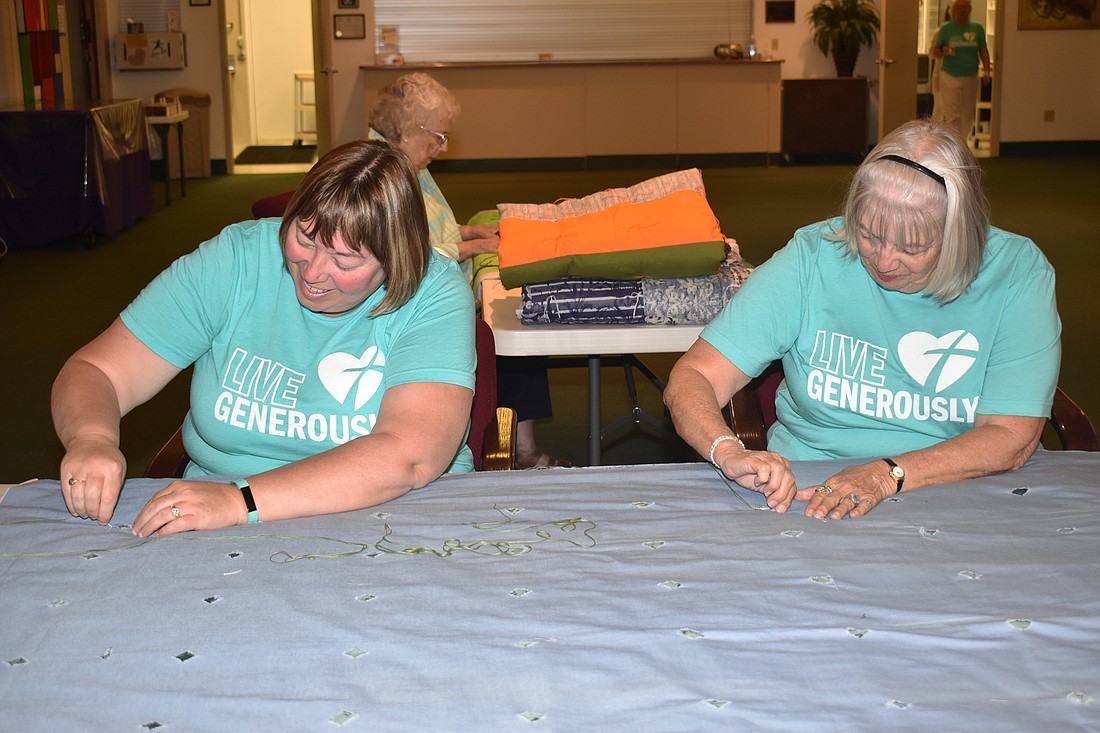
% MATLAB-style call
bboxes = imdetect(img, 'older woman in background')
[53,141,476,536]
[665,119,1060,519]
[370,72,570,468]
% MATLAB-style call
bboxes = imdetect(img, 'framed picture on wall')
[1018,0,1099,30]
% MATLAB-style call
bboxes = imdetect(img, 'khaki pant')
[938,72,980,140]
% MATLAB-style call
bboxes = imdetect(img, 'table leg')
[153,125,172,206]
[588,355,602,465]
[175,121,186,199]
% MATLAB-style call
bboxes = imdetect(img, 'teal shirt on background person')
[934,20,987,77]
[701,218,1061,460]
[121,219,476,477]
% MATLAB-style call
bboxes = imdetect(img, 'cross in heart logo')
[318,346,387,411]
[897,330,979,393]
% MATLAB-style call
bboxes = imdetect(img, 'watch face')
[890,466,905,479]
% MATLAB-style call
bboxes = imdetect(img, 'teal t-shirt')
[121,219,477,476]
[934,20,987,77]
[701,219,1061,460]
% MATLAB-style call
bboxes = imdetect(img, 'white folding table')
[481,276,703,464]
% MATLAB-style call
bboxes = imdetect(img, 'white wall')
[107,2,228,160]
[84,0,1099,164]
[752,0,882,80]
[997,0,1100,142]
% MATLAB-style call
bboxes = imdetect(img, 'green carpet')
[1,156,1096,482]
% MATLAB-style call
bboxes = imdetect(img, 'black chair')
[729,362,1099,452]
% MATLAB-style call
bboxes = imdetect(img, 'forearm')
[665,365,739,462]
[884,417,1043,492]
[242,432,456,522]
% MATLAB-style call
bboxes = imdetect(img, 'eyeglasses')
[418,125,449,145]
[418,125,449,146]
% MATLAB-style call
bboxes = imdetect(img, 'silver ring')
[815,483,834,495]
[170,506,181,518]
[848,493,862,504]
[67,477,83,487]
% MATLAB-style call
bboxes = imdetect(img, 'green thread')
[710,464,763,510]
[0,506,597,562]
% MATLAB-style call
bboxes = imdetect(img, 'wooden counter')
[360,59,783,162]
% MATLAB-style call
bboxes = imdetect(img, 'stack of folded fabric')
[518,246,750,325]
[473,168,753,325]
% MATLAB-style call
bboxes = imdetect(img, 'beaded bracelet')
[708,434,746,468]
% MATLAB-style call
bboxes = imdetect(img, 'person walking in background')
[931,0,992,141]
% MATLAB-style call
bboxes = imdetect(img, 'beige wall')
[17,0,1088,162]
[362,61,783,159]
[998,0,1100,142]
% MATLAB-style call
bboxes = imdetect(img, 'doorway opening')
[226,0,316,174]
[918,0,997,158]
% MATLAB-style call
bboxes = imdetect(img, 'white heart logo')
[318,346,387,410]
[897,330,979,393]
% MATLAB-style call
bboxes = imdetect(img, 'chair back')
[730,361,1099,453]
[469,318,499,470]
[251,190,295,219]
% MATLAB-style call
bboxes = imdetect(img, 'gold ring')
[815,483,834,495]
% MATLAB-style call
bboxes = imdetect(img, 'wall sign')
[765,1,795,23]
[334,14,367,40]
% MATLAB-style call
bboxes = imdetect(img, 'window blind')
[118,0,180,34]
[374,0,752,63]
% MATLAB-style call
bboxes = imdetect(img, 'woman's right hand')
[59,435,127,525]
[713,444,804,513]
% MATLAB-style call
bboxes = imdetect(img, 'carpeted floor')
[234,145,316,165]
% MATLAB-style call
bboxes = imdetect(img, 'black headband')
[878,154,947,188]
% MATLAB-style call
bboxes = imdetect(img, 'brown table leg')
[175,120,186,199]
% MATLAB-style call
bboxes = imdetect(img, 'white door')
[310,2,334,155]
[877,0,919,141]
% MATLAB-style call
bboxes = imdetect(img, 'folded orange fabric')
[495,169,727,289]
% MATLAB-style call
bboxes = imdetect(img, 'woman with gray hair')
[369,72,499,276]
[664,119,1060,519]
[370,72,570,468]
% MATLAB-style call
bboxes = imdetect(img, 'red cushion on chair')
[251,190,296,219]
[754,361,784,431]
[468,318,498,471]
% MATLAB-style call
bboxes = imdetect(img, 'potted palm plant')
[807,0,881,78]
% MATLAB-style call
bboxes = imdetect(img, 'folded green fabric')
[498,240,728,290]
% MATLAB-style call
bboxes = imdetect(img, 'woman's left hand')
[804,462,897,520]
[463,223,499,240]
[131,480,246,537]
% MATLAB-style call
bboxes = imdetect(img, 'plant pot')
[832,45,861,77]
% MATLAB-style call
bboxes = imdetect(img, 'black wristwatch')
[882,458,905,493]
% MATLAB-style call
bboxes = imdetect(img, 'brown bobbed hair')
[279,140,430,315]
